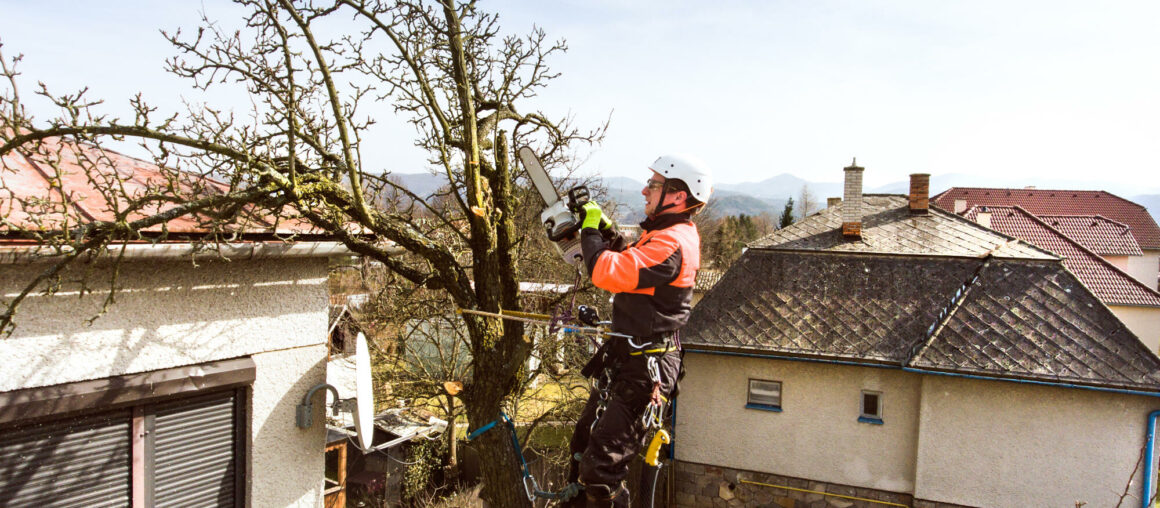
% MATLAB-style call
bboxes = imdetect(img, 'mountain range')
[388,172,1160,226]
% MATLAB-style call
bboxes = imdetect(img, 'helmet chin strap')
[650,185,674,217]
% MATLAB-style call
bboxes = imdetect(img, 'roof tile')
[964,206,1160,307]
[932,187,1160,250]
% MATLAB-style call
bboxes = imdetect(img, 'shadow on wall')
[251,351,329,507]
[2,257,328,391]
[5,257,326,334]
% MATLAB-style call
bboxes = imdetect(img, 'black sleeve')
[581,228,609,276]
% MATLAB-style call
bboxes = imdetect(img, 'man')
[564,154,712,507]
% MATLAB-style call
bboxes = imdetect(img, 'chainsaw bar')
[518,146,561,207]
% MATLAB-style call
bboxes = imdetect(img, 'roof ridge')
[907,257,991,365]
[1017,207,1160,303]
[942,205,1060,260]
[938,186,1149,211]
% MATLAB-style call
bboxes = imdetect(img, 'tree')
[704,213,771,270]
[0,2,604,505]
[796,184,818,219]
[779,196,795,228]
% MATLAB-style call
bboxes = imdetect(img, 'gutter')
[0,240,354,263]
[1145,410,1160,508]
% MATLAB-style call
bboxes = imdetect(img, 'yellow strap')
[629,345,678,356]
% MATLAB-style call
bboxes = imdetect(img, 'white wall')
[1127,250,1160,291]
[913,374,1159,507]
[676,353,921,494]
[1,256,331,507]
[1,258,328,390]
[1111,304,1160,354]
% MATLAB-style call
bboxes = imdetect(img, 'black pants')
[565,348,681,507]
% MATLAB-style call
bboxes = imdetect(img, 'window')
[859,390,883,424]
[746,379,782,412]
[0,359,252,506]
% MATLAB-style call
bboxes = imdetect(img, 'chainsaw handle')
[568,186,611,230]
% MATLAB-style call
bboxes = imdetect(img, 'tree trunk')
[469,379,533,507]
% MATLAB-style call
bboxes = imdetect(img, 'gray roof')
[687,195,1160,392]
[751,195,1055,260]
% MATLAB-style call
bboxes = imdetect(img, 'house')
[324,409,446,507]
[959,205,1160,352]
[933,187,1160,290]
[1,138,346,506]
[673,167,1160,507]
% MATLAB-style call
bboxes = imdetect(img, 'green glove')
[580,201,607,230]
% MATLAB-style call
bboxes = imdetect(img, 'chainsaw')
[517,146,610,268]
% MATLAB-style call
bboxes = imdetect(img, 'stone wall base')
[671,461,974,508]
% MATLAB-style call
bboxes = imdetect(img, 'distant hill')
[716,173,842,201]
[386,171,1160,227]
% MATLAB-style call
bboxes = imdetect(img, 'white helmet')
[649,154,713,203]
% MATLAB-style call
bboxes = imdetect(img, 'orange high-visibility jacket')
[580,213,701,339]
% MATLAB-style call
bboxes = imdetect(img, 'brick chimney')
[827,197,842,208]
[909,173,930,214]
[842,159,864,238]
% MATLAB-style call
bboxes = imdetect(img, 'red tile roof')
[1036,215,1142,256]
[964,206,1160,307]
[1,137,314,241]
[932,187,1160,250]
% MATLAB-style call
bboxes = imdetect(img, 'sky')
[1,0,1158,191]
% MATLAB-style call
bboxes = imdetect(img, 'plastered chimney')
[953,199,967,214]
[909,173,930,214]
[842,159,864,238]
[827,197,842,208]
[977,207,992,228]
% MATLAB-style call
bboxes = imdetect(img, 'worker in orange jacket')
[564,154,713,507]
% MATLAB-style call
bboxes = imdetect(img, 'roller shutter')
[0,410,132,507]
[151,391,239,507]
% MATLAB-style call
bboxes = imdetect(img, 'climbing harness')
[467,411,582,502]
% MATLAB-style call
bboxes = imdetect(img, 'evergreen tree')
[779,197,796,229]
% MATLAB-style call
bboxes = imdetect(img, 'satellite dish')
[352,332,375,451]
[295,332,377,453]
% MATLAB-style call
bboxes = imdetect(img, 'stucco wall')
[251,345,329,508]
[676,353,921,494]
[913,374,1159,507]
[1111,304,1160,354]
[1127,250,1160,291]
[1,257,329,390]
[1105,255,1130,272]
[1,256,331,507]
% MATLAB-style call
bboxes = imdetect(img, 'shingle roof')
[1036,215,1142,256]
[750,195,1055,260]
[695,269,724,292]
[685,249,1160,392]
[685,250,980,364]
[688,193,1160,392]
[910,258,1160,390]
[963,206,1160,307]
[932,187,1160,250]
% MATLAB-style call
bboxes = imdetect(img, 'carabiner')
[523,475,538,502]
[646,356,661,384]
